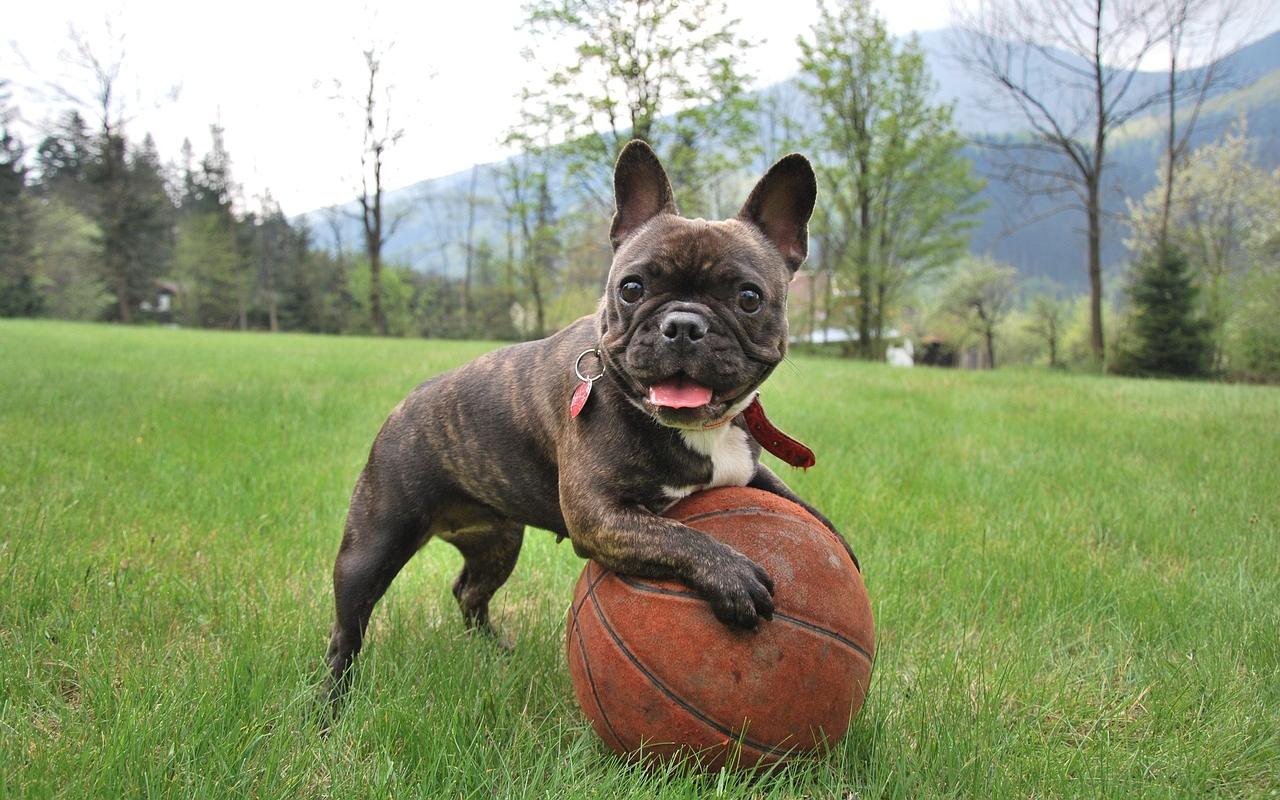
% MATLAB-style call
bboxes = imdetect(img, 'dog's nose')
[661,311,708,342]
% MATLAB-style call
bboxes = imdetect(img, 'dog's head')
[596,140,817,430]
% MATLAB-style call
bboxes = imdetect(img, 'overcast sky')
[5,0,1278,215]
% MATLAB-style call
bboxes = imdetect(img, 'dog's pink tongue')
[647,377,713,409]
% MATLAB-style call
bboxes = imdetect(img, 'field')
[1,319,1278,799]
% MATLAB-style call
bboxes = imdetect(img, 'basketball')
[565,487,874,770]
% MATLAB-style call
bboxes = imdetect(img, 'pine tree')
[0,87,42,317]
[1116,246,1212,377]
[35,111,93,214]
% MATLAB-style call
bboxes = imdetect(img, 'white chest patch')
[662,424,755,504]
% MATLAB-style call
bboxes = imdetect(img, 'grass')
[1,318,1277,799]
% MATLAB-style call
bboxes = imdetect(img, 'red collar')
[741,397,816,469]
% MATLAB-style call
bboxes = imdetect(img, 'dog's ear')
[737,154,817,272]
[610,140,677,250]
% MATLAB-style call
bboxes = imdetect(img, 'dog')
[326,140,857,701]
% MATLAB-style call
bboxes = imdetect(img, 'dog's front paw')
[694,548,775,630]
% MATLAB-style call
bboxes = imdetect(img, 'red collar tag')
[742,397,816,469]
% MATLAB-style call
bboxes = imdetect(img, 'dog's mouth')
[646,372,714,409]
[638,370,756,429]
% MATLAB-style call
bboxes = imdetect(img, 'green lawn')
[2,319,1277,799]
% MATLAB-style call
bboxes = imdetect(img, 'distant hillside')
[298,27,1280,295]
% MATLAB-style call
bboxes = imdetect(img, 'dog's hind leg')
[326,472,431,704]
[438,516,525,635]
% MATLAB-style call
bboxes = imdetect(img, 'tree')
[34,111,93,215]
[30,197,110,320]
[954,0,1168,364]
[251,195,296,333]
[798,0,984,358]
[941,258,1018,369]
[1127,121,1280,367]
[1114,245,1211,377]
[175,125,246,328]
[1152,0,1246,250]
[495,146,560,340]
[173,212,235,327]
[1026,292,1068,367]
[348,46,405,336]
[517,0,758,214]
[0,83,41,317]
[1229,255,1280,379]
[49,27,177,323]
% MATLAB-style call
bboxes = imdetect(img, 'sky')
[5,0,1278,216]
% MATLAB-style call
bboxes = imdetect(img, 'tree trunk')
[873,282,887,354]
[855,157,875,358]
[1086,185,1104,363]
[369,247,385,335]
[1088,8,1107,365]
[808,267,818,345]
[985,329,996,369]
[822,268,833,345]
[463,165,479,320]
[116,271,132,323]
[1159,44,1178,253]
[856,274,872,358]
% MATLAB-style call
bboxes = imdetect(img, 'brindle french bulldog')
[326,140,857,701]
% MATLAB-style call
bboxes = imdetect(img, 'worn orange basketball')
[565,487,874,771]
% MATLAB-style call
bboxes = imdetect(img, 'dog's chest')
[661,425,755,506]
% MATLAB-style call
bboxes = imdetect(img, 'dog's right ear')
[610,140,677,250]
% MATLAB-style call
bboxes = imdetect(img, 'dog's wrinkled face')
[597,141,817,429]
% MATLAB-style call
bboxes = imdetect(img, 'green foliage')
[0,96,41,317]
[1025,293,1069,367]
[936,257,1018,368]
[517,0,758,214]
[492,144,565,339]
[347,257,416,337]
[1226,265,1280,380]
[3,320,1278,797]
[34,111,93,215]
[272,225,346,335]
[174,212,243,327]
[31,197,110,320]
[797,0,983,358]
[1113,246,1212,378]
[83,132,175,322]
[1127,121,1280,371]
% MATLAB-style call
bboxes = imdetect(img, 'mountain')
[297,27,1280,295]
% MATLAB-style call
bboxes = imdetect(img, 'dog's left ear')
[737,154,817,272]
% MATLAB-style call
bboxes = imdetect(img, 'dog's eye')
[618,279,644,305]
[738,287,763,314]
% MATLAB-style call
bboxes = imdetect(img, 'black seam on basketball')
[677,506,778,523]
[584,573,798,758]
[571,561,611,617]
[570,588,628,752]
[674,507,859,571]
[613,574,873,664]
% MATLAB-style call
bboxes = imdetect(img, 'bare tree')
[954,0,1168,363]
[334,45,407,337]
[1153,0,1248,250]
[462,165,481,320]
